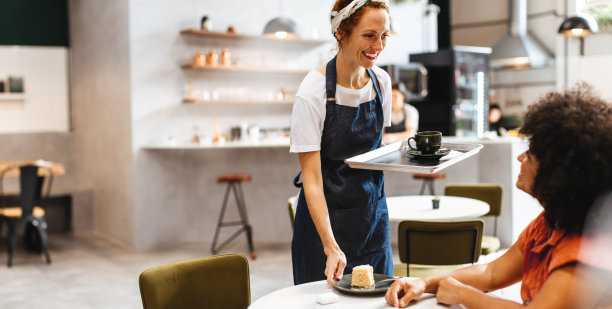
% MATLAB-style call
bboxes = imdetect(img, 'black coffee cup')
[408,131,442,154]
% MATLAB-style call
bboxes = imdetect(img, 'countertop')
[142,136,522,150]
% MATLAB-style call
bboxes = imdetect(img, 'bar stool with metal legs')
[211,174,257,259]
[412,173,446,195]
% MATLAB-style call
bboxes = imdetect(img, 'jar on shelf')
[206,49,218,66]
[193,51,205,67]
[220,48,231,66]
[201,16,211,31]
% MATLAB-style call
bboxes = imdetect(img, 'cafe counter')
[138,136,540,249]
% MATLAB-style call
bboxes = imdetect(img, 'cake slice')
[351,264,374,288]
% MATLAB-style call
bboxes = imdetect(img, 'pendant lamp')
[263,0,299,39]
[558,14,598,56]
[263,17,299,39]
[558,15,598,37]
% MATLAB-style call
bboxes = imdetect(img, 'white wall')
[0,46,69,133]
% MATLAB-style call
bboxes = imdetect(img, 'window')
[580,0,612,31]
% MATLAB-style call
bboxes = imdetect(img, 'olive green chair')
[394,220,483,278]
[288,196,297,231]
[139,254,250,309]
[444,184,503,255]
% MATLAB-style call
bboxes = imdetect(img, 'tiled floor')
[0,233,520,308]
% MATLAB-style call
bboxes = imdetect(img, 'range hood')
[490,0,553,69]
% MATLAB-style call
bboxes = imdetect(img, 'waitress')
[290,0,393,285]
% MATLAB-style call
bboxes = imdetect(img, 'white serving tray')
[345,141,483,174]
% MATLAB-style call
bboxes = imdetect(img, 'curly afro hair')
[519,83,612,234]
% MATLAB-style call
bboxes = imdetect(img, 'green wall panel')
[0,0,69,46]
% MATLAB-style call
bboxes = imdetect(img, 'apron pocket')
[329,196,390,257]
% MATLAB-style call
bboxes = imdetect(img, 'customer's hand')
[324,246,346,287]
[385,277,426,307]
[436,277,465,305]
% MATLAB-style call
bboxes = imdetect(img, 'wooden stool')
[413,173,446,195]
[211,174,257,259]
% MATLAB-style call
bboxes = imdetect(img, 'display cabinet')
[409,46,491,137]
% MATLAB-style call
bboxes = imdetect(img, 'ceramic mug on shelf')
[408,131,442,154]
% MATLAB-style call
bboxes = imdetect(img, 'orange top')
[517,211,583,303]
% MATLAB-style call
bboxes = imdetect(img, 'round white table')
[248,280,457,309]
[386,195,489,222]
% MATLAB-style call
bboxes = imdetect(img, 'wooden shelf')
[181,64,309,74]
[183,99,294,105]
[0,93,25,102]
[180,29,331,46]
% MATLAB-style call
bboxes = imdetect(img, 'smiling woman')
[289,0,395,286]
[385,83,612,309]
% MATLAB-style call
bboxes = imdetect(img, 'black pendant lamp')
[558,15,598,37]
[558,14,598,56]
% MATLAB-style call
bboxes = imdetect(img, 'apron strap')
[325,56,337,103]
[366,68,383,105]
[293,172,303,188]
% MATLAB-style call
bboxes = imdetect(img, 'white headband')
[331,0,389,36]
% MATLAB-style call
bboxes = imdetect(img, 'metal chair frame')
[211,180,255,258]
[0,161,54,267]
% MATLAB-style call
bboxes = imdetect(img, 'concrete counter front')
[138,137,540,249]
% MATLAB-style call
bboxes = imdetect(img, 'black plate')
[406,148,450,160]
[332,273,396,295]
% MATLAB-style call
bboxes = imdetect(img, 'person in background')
[383,82,419,143]
[488,89,503,135]
[289,0,394,286]
[385,83,612,308]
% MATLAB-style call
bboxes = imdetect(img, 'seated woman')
[383,82,419,144]
[386,84,612,308]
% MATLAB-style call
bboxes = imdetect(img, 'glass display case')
[409,46,491,137]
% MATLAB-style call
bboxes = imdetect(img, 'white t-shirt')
[289,66,392,153]
[404,104,419,130]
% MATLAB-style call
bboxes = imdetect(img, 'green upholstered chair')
[139,254,250,309]
[288,196,297,231]
[444,184,503,255]
[394,220,483,278]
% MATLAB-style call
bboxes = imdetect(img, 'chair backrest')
[288,196,296,231]
[0,162,51,217]
[139,254,250,309]
[444,184,503,217]
[398,220,483,266]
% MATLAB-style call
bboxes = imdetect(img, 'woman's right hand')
[324,245,347,287]
[385,277,427,308]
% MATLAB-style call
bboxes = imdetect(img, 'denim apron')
[291,56,393,284]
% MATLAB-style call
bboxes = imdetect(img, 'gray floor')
[0,233,295,309]
[0,233,520,309]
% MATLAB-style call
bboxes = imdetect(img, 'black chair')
[0,161,54,267]
[395,220,483,277]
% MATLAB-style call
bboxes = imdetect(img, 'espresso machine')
[409,46,491,137]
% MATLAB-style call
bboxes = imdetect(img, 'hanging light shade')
[263,17,299,39]
[558,15,599,37]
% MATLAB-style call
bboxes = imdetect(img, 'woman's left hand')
[436,277,465,305]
